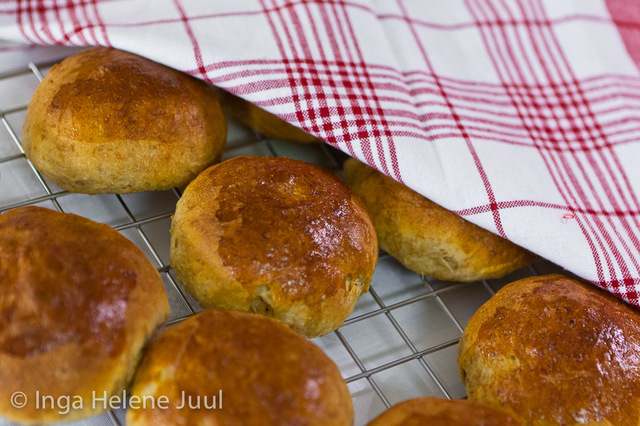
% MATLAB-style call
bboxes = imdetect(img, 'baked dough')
[0,206,169,424]
[458,274,640,425]
[344,158,533,281]
[170,156,378,337]
[22,47,227,194]
[127,308,353,425]
[368,397,522,425]
[218,89,321,143]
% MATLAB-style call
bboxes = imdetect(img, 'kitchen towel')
[1,0,640,304]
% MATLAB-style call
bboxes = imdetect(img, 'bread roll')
[368,397,522,425]
[344,158,532,281]
[458,274,640,425]
[170,156,378,337]
[127,308,353,425]
[218,89,321,143]
[0,206,169,424]
[22,47,227,194]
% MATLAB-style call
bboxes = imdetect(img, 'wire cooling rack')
[0,46,571,426]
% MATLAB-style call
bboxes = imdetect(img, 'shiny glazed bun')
[127,308,353,425]
[170,156,378,337]
[0,206,169,424]
[458,274,640,425]
[22,47,227,194]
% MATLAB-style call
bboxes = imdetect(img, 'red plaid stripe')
[1,0,639,304]
[606,0,640,67]
[466,0,640,297]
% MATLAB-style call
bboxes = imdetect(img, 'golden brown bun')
[368,397,522,426]
[22,47,227,194]
[127,308,353,426]
[218,89,321,143]
[170,156,377,337]
[343,158,533,282]
[458,274,640,425]
[0,206,169,424]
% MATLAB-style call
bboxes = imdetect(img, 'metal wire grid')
[0,52,565,426]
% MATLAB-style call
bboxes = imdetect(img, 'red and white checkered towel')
[1,0,640,305]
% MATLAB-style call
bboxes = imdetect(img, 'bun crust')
[344,158,532,281]
[127,309,353,426]
[368,397,522,426]
[458,274,640,425]
[170,156,378,337]
[0,206,169,424]
[218,89,321,143]
[22,47,226,194]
